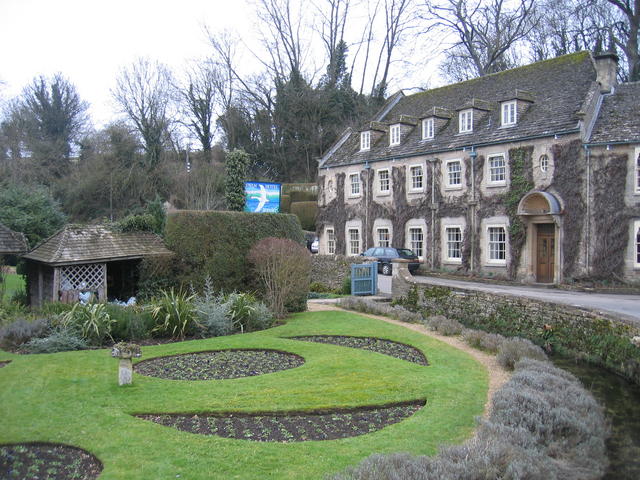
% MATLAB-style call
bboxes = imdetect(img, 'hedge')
[290,201,317,231]
[280,194,291,213]
[289,190,317,203]
[160,211,305,293]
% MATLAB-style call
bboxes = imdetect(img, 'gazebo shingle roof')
[22,224,172,266]
[0,223,28,254]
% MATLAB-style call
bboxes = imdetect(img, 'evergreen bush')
[162,210,304,292]
[497,337,548,369]
[23,329,88,354]
[290,201,316,230]
[0,318,49,349]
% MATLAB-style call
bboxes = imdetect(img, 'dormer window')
[390,124,401,146]
[360,131,371,151]
[501,101,517,126]
[459,109,473,133]
[422,118,434,140]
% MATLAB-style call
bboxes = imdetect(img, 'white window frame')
[501,101,517,126]
[360,131,371,151]
[326,228,335,255]
[540,154,549,173]
[487,154,507,186]
[446,160,463,188]
[377,169,390,194]
[635,220,640,268]
[408,227,424,258]
[459,109,473,133]
[487,225,507,265]
[389,124,401,146]
[347,228,361,256]
[349,173,361,197]
[444,226,463,263]
[409,165,424,192]
[422,118,434,140]
[377,227,391,247]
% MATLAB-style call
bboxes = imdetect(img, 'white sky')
[0,0,439,130]
[0,0,254,127]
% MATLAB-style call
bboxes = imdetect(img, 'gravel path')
[307,302,510,417]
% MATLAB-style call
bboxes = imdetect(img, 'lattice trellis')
[59,263,105,291]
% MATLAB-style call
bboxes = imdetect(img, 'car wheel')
[382,264,392,276]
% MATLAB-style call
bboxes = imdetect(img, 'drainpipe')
[469,148,478,272]
[431,160,436,269]
[364,161,371,251]
[584,145,591,276]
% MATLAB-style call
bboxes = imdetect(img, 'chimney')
[594,53,618,93]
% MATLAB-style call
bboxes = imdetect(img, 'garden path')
[307,301,511,417]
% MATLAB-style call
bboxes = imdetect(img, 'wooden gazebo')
[0,223,28,256]
[22,224,172,307]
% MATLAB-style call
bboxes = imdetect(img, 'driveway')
[406,275,640,325]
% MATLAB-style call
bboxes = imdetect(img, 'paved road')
[378,274,640,325]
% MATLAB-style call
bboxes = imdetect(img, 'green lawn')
[0,310,488,479]
[1,272,25,302]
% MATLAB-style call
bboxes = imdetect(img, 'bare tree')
[112,58,175,167]
[179,59,221,158]
[370,0,416,97]
[605,0,640,81]
[426,0,537,81]
[315,0,351,85]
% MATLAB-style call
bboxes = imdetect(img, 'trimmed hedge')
[280,194,291,213]
[289,190,317,203]
[290,201,317,231]
[162,211,305,292]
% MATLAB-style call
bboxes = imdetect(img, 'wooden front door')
[536,224,555,283]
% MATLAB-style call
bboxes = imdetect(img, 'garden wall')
[311,255,366,290]
[392,262,640,384]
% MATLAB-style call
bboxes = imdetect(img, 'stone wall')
[311,255,366,290]
[391,260,640,384]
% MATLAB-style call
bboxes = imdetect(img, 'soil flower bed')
[0,360,10,368]
[0,443,102,480]
[288,335,428,366]
[136,400,425,442]
[134,349,305,380]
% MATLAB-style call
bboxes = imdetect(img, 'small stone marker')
[111,342,142,386]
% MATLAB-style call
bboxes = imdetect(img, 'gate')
[351,262,378,296]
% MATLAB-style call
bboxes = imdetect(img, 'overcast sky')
[0,0,255,126]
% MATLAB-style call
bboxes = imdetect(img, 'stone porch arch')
[517,191,563,284]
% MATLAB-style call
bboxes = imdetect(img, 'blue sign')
[244,182,281,213]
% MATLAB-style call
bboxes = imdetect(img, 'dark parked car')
[360,247,420,275]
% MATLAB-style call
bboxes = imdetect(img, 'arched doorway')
[517,191,563,284]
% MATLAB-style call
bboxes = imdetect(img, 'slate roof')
[588,82,640,143]
[0,223,28,254]
[323,52,597,167]
[22,224,172,266]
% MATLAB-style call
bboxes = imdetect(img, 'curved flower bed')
[0,360,10,368]
[137,400,425,442]
[134,349,305,380]
[288,335,428,366]
[0,442,102,480]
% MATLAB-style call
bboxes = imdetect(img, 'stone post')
[111,342,142,386]
[391,258,413,298]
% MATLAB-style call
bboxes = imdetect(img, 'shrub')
[289,201,316,230]
[497,337,548,369]
[149,289,199,340]
[106,305,154,341]
[309,281,332,293]
[194,283,233,337]
[331,359,609,480]
[0,318,49,349]
[337,297,422,323]
[462,329,505,353]
[423,315,464,336]
[341,275,351,295]
[57,303,116,345]
[117,213,158,233]
[23,329,88,354]
[248,237,311,317]
[164,210,305,292]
